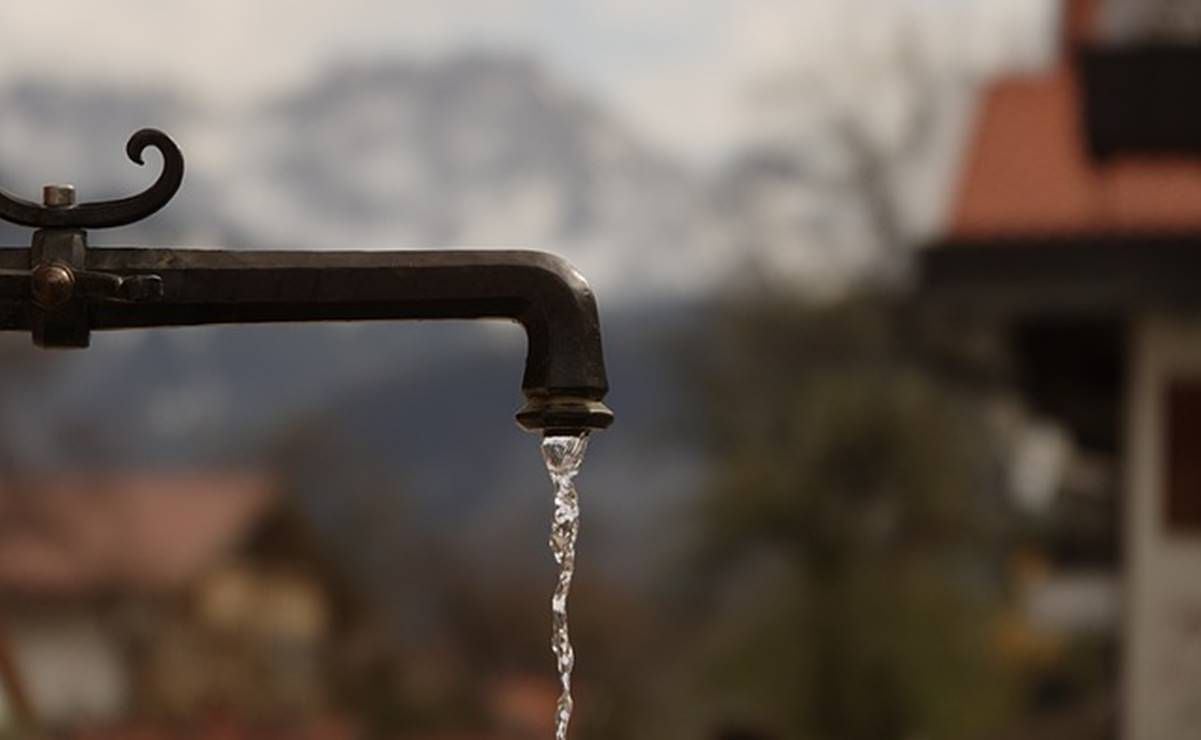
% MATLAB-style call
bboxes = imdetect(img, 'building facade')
[922,1,1201,737]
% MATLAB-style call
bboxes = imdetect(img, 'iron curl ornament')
[0,128,183,229]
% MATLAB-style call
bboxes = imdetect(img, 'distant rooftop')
[0,472,275,595]
[948,0,1201,237]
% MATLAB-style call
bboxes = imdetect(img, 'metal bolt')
[31,262,76,308]
[42,185,76,209]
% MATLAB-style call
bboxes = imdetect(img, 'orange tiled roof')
[0,472,276,594]
[949,59,1201,237]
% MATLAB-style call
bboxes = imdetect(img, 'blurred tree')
[717,28,950,294]
[679,291,1018,740]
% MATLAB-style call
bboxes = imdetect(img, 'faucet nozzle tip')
[516,395,613,435]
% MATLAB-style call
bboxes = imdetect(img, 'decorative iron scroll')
[0,128,183,229]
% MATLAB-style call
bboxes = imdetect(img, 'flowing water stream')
[541,433,589,740]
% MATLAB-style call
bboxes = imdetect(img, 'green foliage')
[683,291,1018,740]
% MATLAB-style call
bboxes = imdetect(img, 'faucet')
[0,129,613,435]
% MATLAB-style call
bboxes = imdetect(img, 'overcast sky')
[0,0,1055,161]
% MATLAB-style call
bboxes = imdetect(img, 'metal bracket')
[16,232,166,348]
[0,130,179,347]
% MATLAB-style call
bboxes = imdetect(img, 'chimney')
[1063,0,1100,47]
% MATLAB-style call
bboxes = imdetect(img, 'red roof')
[0,473,276,595]
[948,0,1201,237]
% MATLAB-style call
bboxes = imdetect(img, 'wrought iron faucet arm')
[0,246,612,432]
[0,128,612,433]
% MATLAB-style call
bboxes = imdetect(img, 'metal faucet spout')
[0,247,615,433]
[0,130,613,434]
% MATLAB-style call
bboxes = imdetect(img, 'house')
[920,1,1201,738]
[0,472,348,737]
[0,471,575,739]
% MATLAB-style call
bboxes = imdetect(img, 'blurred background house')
[923,1,1201,737]
[0,473,344,735]
[0,474,563,739]
[0,0,1200,738]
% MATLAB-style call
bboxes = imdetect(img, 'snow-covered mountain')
[222,54,707,299]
